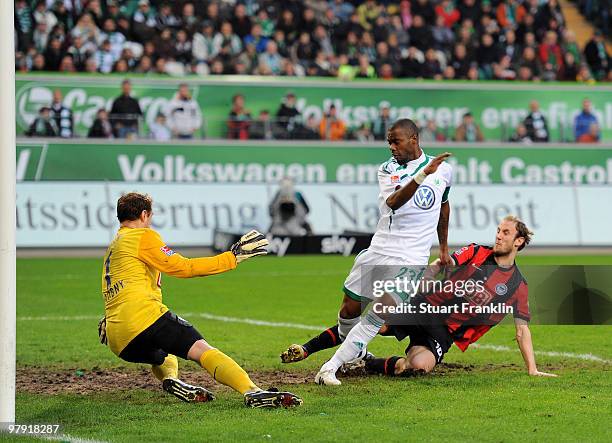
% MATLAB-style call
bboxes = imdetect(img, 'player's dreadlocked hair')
[504,215,533,251]
[117,192,153,222]
[390,118,419,139]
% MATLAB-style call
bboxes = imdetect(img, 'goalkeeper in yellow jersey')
[98,192,302,408]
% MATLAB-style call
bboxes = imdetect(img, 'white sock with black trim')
[322,311,385,373]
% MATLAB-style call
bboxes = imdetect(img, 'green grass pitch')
[5,255,612,442]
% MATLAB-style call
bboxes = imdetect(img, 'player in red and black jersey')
[366,215,557,378]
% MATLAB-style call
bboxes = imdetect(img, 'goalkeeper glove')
[98,316,107,345]
[231,230,269,263]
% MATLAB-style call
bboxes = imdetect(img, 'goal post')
[0,0,16,424]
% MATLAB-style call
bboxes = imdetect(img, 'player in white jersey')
[280,119,452,385]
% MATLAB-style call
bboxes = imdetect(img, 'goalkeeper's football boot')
[314,368,341,386]
[280,344,308,363]
[162,378,215,403]
[244,388,303,408]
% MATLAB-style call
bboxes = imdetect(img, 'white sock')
[322,312,384,373]
[337,314,360,341]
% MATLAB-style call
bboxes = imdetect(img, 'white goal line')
[16,312,611,364]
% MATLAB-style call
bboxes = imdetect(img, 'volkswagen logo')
[414,185,435,210]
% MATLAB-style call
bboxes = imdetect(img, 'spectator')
[164,84,202,139]
[539,31,564,76]
[432,15,455,51]
[402,46,425,78]
[509,123,532,144]
[12,0,598,86]
[213,22,243,57]
[132,0,157,43]
[249,110,275,140]
[477,33,500,77]
[455,112,484,141]
[576,63,595,84]
[88,109,113,138]
[43,37,64,71]
[27,107,57,137]
[559,52,579,81]
[293,32,318,65]
[244,23,269,54]
[193,21,217,65]
[174,29,193,66]
[71,13,100,47]
[149,113,172,141]
[256,9,275,38]
[372,105,392,140]
[435,0,461,28]
[577,123,600,143]
[409,15,433,52]
[67,36,92,71]
[412,0,436,24]
[109,79,143,138]
[15,0,34,51]
[523,100,549,142]
[156,2,180,31]
[276,92,301,135]
[420,119,447,142]
[451,43,470,78]
[94,40,116,73]
[496,0,526,29]
[422,48,443,79]
[354,123,374,142]
[319,104,347,141]
[50,90,73,138]
[574,99,599,142]
[99,18,125,61]
[259,40,283,75]
[355,54,376,78]
[584,31,610,81]
[293,115,321,140]
[33,22,50,53]
[227,94,251,140]
[180,2,199,36]
[231,3,252,40]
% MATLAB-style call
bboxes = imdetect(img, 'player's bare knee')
[187,339,214,362]
[409,355,435,373]
[339,296,361,318]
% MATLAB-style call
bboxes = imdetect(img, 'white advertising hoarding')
[16,182,612,247]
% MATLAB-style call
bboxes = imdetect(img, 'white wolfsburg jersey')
[368,151,452,265]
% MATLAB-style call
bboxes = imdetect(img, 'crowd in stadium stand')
[15,0,611,82]
[25,80,602,142]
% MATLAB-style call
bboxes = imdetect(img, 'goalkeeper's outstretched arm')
[138,229,269,278]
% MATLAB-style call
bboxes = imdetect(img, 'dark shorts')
[119,311,204,365]
[387,319,454,364]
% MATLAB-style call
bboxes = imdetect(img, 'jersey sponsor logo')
[160,245,175,256]
[414,185,436,210]
[391,175,400,184]
[495,283,508,295]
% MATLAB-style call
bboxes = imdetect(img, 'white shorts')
[343,249,415,302]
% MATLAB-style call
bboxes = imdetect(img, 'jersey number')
[104,252,112,291]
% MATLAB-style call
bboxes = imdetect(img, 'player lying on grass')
[98,192,302,408]
[280,119,453,385]
[345,216,556,382]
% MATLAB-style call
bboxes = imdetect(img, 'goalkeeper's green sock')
[151,354,179,381]
[199,349,259,394]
